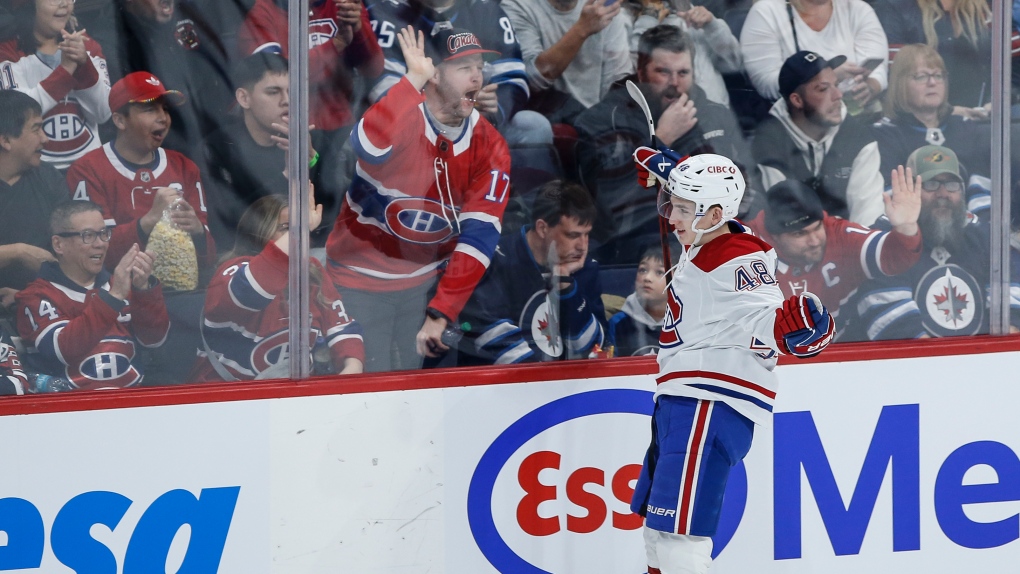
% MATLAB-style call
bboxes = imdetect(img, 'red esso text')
[706,165,736,174]
[516,450,643,536]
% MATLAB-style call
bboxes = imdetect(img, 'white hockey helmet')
[657,153,745,219]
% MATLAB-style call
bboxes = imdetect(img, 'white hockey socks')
[643,526,713,574]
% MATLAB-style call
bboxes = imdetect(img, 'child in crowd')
[607,246,671,357]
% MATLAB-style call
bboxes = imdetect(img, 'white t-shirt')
[739,0,889,101]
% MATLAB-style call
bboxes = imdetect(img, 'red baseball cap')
[109,72,186,113]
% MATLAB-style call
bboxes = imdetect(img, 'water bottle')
[29,373,76,393]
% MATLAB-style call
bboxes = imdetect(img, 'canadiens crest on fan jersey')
[914,264,984,337]
[42,100,93,160]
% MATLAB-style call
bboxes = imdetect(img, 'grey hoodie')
[756,98,885,226]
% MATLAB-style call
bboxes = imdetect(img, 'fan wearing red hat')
[324,26,510,372]
[64,72,216,276]
[0,0,111,170]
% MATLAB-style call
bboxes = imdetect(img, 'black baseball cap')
[764,180,825,236]
[426,28,500,64]
[778,51,847,100]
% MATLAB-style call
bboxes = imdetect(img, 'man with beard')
[746,177,922,334]
[843,145,1020,340]
[574,24,752,265]
[325,26,511,372]
[454,179,606,365]
[753,51,885,227]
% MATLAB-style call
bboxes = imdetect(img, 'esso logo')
[467,389,748,573]
[706,165,736,174]
[0,487,239,572]
[384,197,456,244]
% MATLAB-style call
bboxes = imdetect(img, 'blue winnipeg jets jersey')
[366,0,529,125]
[457,227,605,365]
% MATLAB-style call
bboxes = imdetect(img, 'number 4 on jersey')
[72,181,89,201]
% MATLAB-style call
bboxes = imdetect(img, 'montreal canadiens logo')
[914,264,984,337]
[43,102,93,158]
[384,197,456,244]
[309,18,339,47]
[79,353,133,382]
[251,330,290,374]
[466,390,746,572]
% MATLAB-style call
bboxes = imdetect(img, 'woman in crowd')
[873,44,991,181]
[192,191,365,382]
[874,0,992,111]
[739,0,888,110]
[0,0,111,170]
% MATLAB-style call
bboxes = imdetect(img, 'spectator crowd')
[0,0,1018,393]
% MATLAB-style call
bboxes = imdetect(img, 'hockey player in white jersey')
[628,148,835,574]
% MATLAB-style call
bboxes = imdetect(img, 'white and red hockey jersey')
[326,77,511,320]
[237,0,383,130]
[15,262,170,390]
[655,223,786,427]
[66,143,216,271]
[192,242,365,381]
[746,213,922,321]
[0,35,111,169]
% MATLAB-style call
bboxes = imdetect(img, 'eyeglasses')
[42,0,75,6]
[921,179,962,192]
[55,228,112,244]
[911,72,945,84]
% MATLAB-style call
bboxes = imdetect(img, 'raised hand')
[140,187,183,234]
[396,26,435,90]
[168,199,204,236]
[333,0,362,30]
[656,92,698,145]
[884,165,922,236]
[130,250,155,290]
[109,243,140,300]
[473,84,499,116]
[679,5,714,28]
[576,0,623,38]
[58,29,89,73]
[308,183,324,232]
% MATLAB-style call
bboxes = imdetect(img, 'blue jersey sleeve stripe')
[350,119,394,165]
[227,263,275,312]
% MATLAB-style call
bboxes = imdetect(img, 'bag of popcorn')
[148,196,198,291]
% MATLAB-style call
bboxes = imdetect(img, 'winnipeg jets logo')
[915,264,983,337]
[531,300,563,357]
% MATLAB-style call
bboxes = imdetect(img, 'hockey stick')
[626,80,674,282]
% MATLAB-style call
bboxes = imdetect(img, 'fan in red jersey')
[16,201,169,390]
[746,172,923,333]
[192,189,364,382]
[325,26,511,372]
[65,71,216,276]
